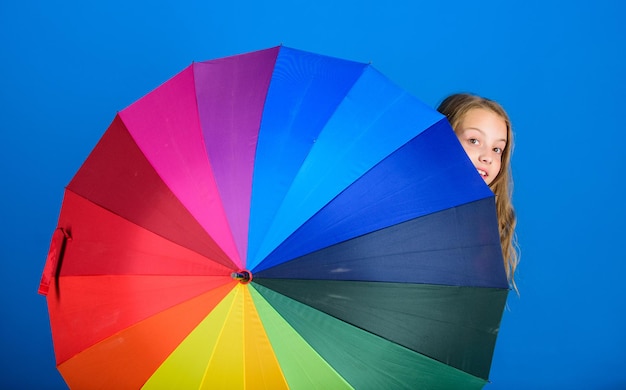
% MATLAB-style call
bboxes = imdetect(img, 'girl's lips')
[477,168,488,177]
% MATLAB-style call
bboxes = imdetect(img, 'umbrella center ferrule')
[231,270,252,284]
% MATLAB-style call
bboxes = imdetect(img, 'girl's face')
[455,108,507,186]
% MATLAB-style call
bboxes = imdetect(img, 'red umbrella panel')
[40,46,509,389]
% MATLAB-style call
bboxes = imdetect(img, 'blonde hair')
[437,93,519,291]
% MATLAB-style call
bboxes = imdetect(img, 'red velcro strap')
[38,228,71,296]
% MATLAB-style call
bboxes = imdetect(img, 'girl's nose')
[479,153,492,164]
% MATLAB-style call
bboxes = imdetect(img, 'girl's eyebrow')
[464,127,507,143]
[462,127,485,137]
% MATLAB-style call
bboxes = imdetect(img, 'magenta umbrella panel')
[41,46,509,389]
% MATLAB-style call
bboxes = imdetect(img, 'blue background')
[2,0,625,388]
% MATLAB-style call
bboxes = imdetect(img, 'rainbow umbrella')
[39,46,509,389]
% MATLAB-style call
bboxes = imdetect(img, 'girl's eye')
[469,138,479,145]
[493,147,502,154]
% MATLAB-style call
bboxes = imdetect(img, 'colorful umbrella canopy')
[39,46,509,389]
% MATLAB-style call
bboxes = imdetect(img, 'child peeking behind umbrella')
[437,93,519,291]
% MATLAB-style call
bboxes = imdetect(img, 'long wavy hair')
[437,93,519,291]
